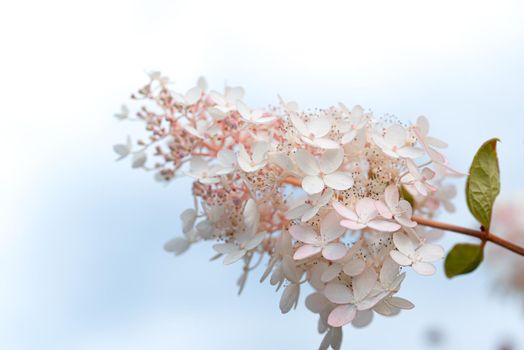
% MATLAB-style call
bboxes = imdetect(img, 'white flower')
[295,149,353,195]
[373,124,424,159]
[285,189,334,222]
[212,232,266,265]
[402,159,436,196]
[389,231,444,275]
[186,157,220,184]
[375,185,417,227]
[183,119,220,139]
[237,141,269,173]
[333,199,401,232]
[324,267,389,327]
[290,113,340,149]
[236,101,276,124]
[215,149,237,175]
[413,116,448,164]
[209,86,245,113]
[337,104,367,144]
[289,211,347,261]
[173,84,203,106]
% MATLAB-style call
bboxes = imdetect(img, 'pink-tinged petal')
[393,232,416,256]
[302,175,325,194]
[355,198,378,222]
[389,250,412,266]
[328,304,357,327]
[421,167,436,180]
[412,261,436,275]
[367,219,401,232]
[356,291,389,311]
[293,244,322,260]
[321,264,342,283]
[353,267,378,302]
[324,283,353,304]
[320,211,346,242]
[427,147,447,165]
[333,202,358,221]
[375,200,393,219]
[322,243,348,261]
[288,225,319,244]
[223,249,247,265]
[295,149,320,175]
[416,243,444,262]
[323,172,354,191]
[319,148,344,174]
[388,297,414,310]
[397,146,424,159]
[343,259,366,277]
[384,185,399,209]
[352,309,374,328]
[385,124,407,147]
[340,220,366,231]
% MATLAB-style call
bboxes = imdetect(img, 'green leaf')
[465,138,500,231]
[444,243,484,278]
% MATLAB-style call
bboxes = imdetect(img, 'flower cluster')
[115,73,459,349]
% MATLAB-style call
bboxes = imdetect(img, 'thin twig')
[413,216,524,257]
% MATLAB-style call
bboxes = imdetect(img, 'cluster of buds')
[114,73,460,349]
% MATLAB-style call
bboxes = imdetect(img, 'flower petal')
[295,149,319,175]
[302,175,325,194]
[322,243,348,261]
[288,225,319,244]
[367,219,401,232]
[412,261,436,275]
[389,250,412,266]
[353,267,378,302]
[324,283,353,304]
[393,232,416,256]
[340,220,366,231]
[319,148,343,174]
[333,202,358,221]
[320,211,346,242]
[223,249,247,265]
[293,244,322,260]
[328,304,357,327]
[343,259,366,277]
[323,172,354,191]
[416,243,444,262]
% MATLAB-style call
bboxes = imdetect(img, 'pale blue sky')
[1,0,524,349]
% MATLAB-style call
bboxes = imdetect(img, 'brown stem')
[413,216,524,257]
[280,175,524,257]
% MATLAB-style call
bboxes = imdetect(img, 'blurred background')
[1,0,524,349]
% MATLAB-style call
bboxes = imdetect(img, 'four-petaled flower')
[295,149,354,195]
[285,189,334,222]
[402,159,436,196]
[333,199,401,232]
[290,113,340,149]
[375,185,417,227]
[389,231,444,275]
[373,124,424,159]
[237,141,269,173]
[289,211,348,261]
